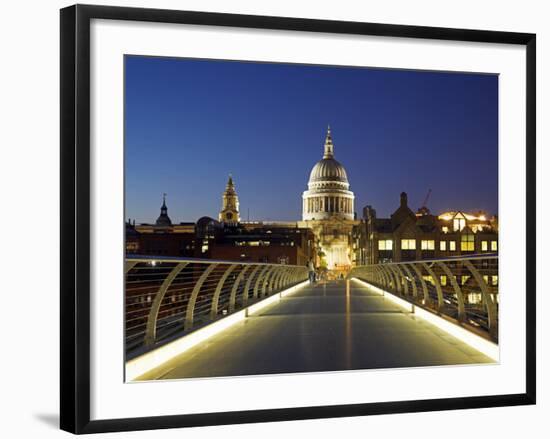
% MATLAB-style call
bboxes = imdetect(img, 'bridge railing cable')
[349,255,499,342]
[125,257,308,357]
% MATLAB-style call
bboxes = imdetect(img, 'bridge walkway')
[138,279,493,380]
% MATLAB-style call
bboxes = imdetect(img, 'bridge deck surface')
[138,279,493,380]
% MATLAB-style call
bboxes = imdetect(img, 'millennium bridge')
[124,255,498,381]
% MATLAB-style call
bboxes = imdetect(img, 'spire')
[225,174,237,195]
[323,125,334,159]
[156,193,172,226]
[160,193,167,214]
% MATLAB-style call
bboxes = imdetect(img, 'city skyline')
[125,56,498,223]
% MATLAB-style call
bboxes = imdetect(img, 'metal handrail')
[349,254,499,341]
[125,256,308,356]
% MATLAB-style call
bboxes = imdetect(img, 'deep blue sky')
[125,56,498,223]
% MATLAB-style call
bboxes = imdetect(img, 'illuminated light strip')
[351,277,499,362]
[247,281,309,315]
[352,278,413,312]
[378,289,414,312]
[281,280,309,298]
[126,280,309,381]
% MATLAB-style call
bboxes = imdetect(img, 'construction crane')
[421,189,432,209]
[417,189,432,216]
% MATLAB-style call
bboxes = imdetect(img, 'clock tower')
[219,174,240,224]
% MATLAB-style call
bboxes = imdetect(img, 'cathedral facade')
[299,127,358,270]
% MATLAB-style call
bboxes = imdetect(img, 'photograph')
[123,55,500,381]
[0,0,541,436]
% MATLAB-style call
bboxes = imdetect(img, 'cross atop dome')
[323,125,334,159]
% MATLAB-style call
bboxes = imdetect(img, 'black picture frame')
[60,4,536,434]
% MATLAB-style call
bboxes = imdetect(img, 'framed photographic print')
[60,4,536,434]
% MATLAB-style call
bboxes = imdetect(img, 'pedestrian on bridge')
[308,259,316,284]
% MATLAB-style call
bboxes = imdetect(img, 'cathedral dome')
[301,126,356,269]
[309,157,349,184]
[302,126,355,223]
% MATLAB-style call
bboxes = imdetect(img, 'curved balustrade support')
[463,259,498,336]
[279,269,289,287]
[229,265,250,312]
[210,264,238,319]
[372,266,384,285]
[254,266,271,299]
[394,264,409,296]
[375,265,387,288]
[125,260,138,274]
[408,263,430,305]
[283,267,295,286]
[242,265,261,306]
[400,264,418,299]
[381,265,393,290]
[273,268,284,291]
[421,262,444,311]
[185,264,218,331]
[388,265,403,294]
[144,262,189,346]
[291,267,301,284]
[263,266,280,297]
[279,266,290,288]
[378,266,386,287]
[436,262,465,321]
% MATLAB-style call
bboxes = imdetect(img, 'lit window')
[421,240,435,250]
[440,275,447,286]
[442,226,449,233]
[481,241,488,251]
[440,241,447,251]
[483,275,489,284]
[461,275,470,285]
[491,275,498,286]
[453,216,466,231]
[460,234,475,251]
[378,240,393,250]
[126,242,139,252]
[401,239,416,250]
[449,241,456,251]
[422,275,433,285]
[491,241,498,251]
[468,293,482,304]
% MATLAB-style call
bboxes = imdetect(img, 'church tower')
[155,193,172,227]
[219,174,240,224]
